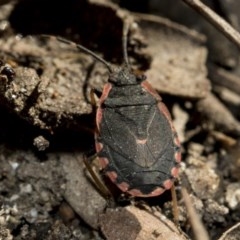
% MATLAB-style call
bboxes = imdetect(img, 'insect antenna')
[41,35,113,73]
[122,21,130,69]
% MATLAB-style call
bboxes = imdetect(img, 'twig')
[182,0,240,49]
[209,66,240,95]
[181,188,210,240]
[171,185,179,225]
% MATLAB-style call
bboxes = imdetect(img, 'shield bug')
[53,24,181,198]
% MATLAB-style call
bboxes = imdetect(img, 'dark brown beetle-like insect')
[54,24,181,197]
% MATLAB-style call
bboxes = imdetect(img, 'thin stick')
[182,0,240,49]
[181,187,210,240]
[171,184,179,225]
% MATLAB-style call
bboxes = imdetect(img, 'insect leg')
[90,89,101,131]
[83,154,113,200]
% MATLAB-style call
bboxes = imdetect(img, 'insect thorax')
[109,67,145,86]
[103,84,157,108]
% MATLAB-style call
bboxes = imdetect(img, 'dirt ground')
[0,0,240,239]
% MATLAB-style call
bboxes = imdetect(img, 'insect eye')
[137,74,146,82]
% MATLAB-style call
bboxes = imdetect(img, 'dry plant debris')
[0,0,240,239]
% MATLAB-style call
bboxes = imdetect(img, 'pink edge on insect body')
[171,167,179,178]
[96,109,103,132]
[117,182,130,193]
[175,151,181,163]
[98,157,109,169]
[163,179,174,190]
[174,135,181,147]
[158,102,174,128]
[141,80,174,129]
[98,83,112,104]
[141,80,162,101]
[127,188,146,197]
[128,187,166,198]
[149,187,166,197]
[95,141,103,152]
[106,171,118,183]
[96,83,112,131]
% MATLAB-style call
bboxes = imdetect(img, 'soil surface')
[1,0,240,240]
